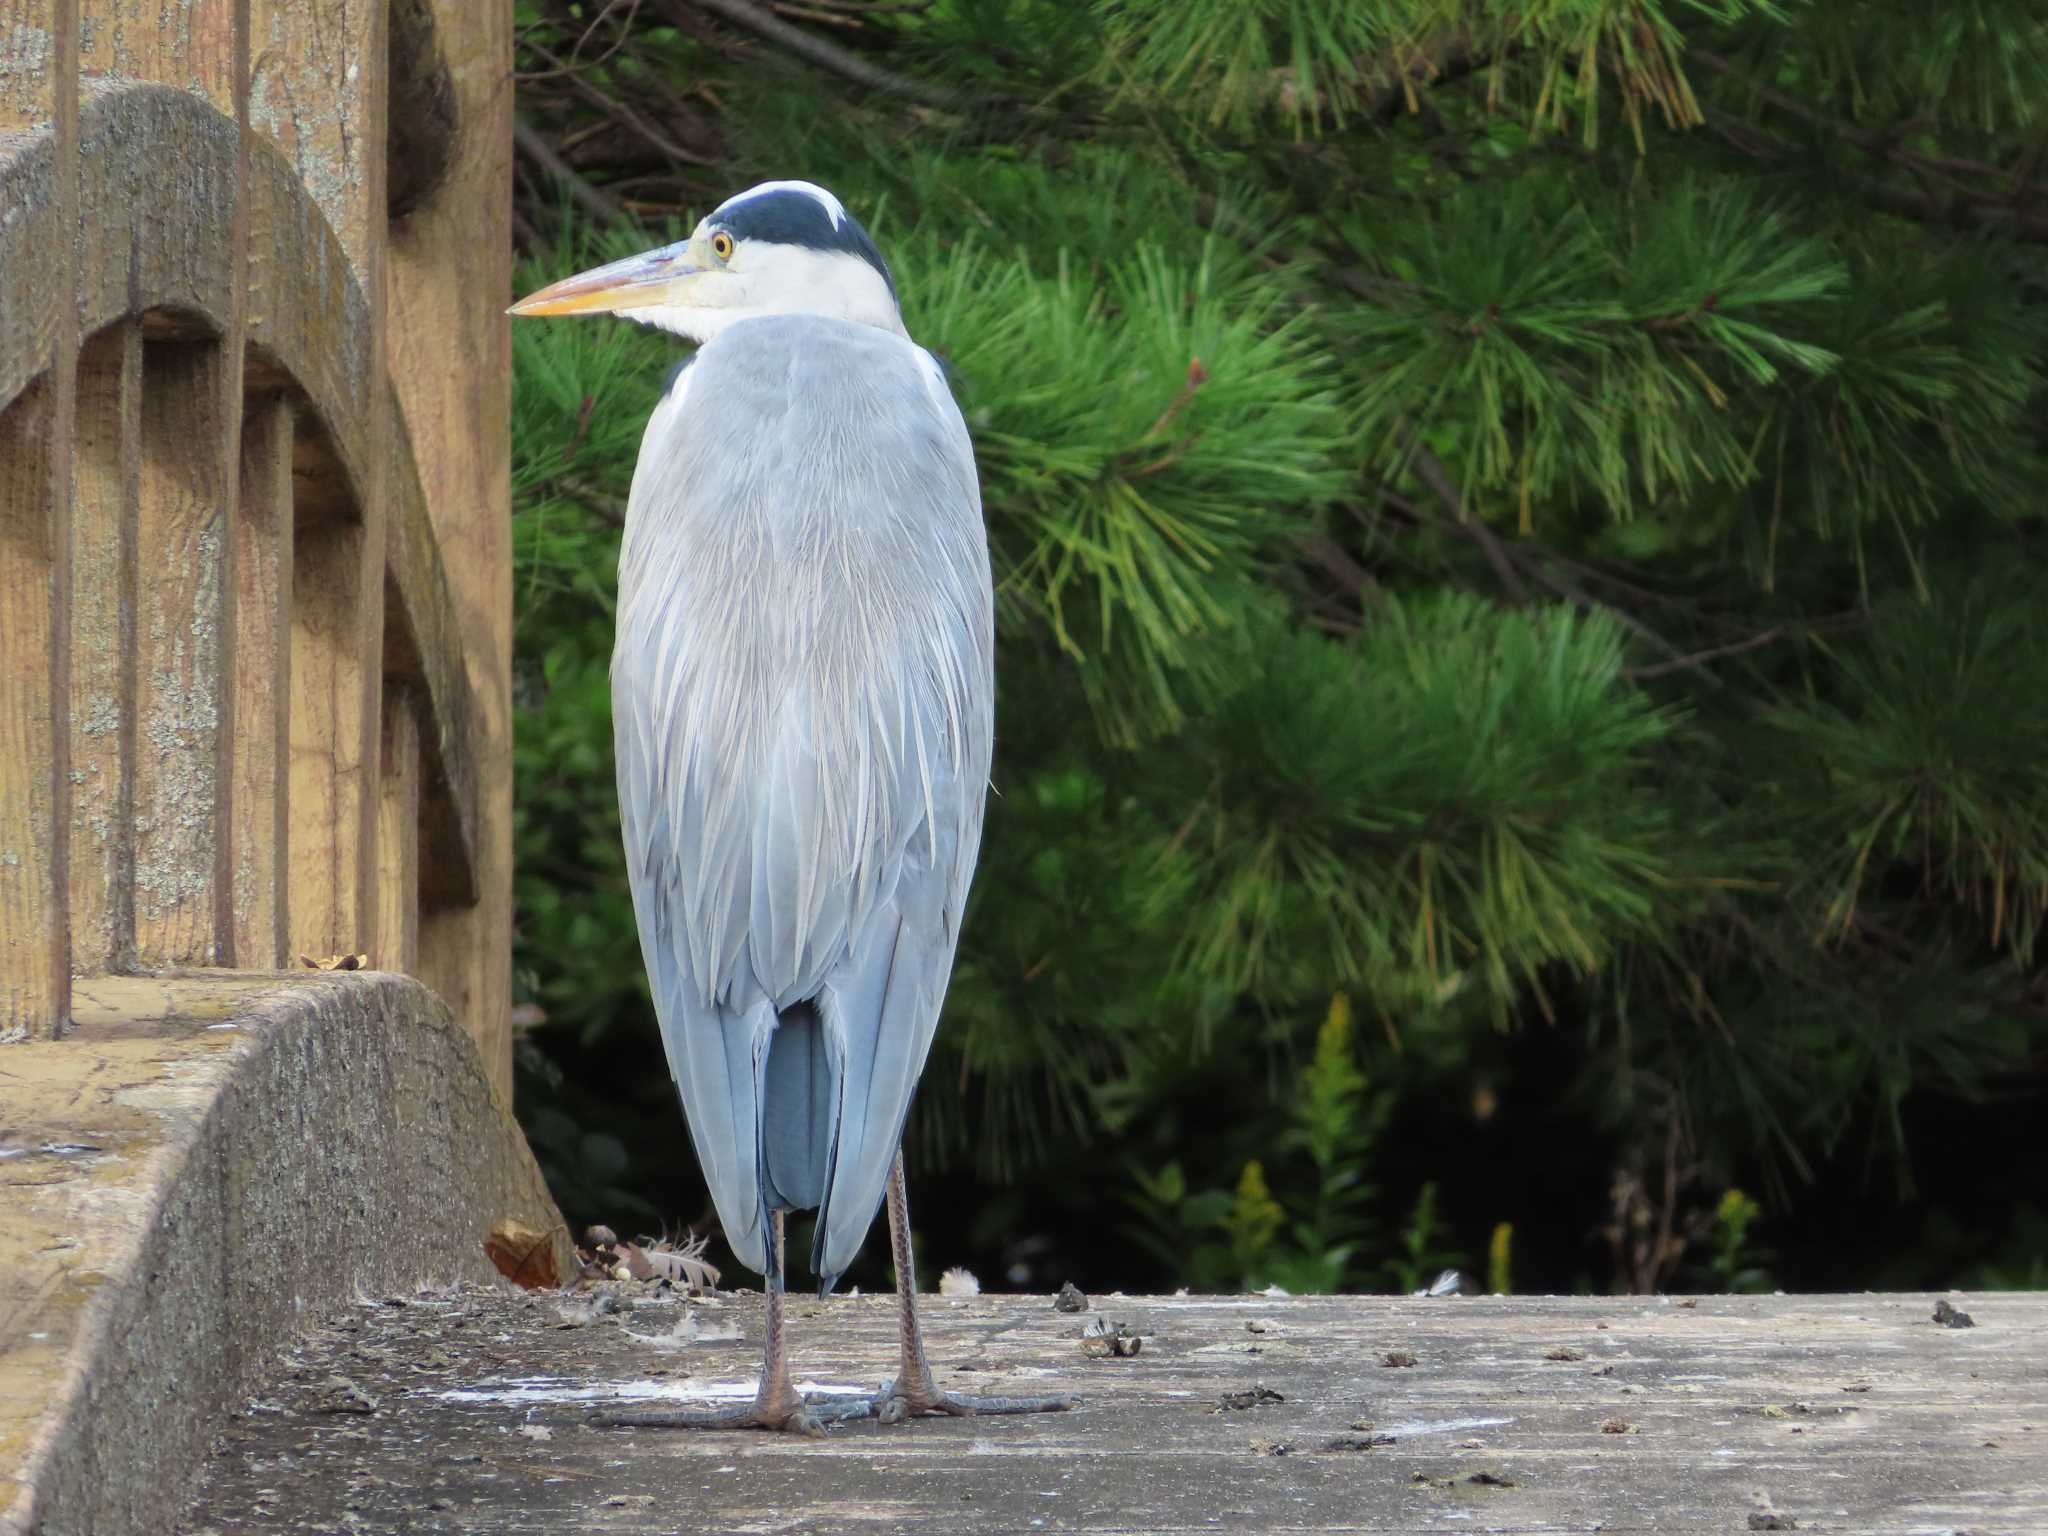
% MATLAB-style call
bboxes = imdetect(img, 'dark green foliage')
[1154,599,1677,1014]
[1782,582,2048,960]
[506,0,2048,1295]
[903,235,1348,738]
[1128,993,1392,1293]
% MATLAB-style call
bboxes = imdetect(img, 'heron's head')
[508,180,901,343]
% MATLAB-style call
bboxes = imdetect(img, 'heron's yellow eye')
[711,231,735,261]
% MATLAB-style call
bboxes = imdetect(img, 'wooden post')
[0,0,511,1085]
[377,690,421,976]
[75,0,238,111]
[248,0,387,965]
[0,374,65,1035]
[133,338,230,968]
[66,322,140,976]
[289,486,366,964]
[0,0,78,1039]
[231,393,292,969]
[388,1,516,1096]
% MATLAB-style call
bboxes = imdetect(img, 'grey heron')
[510,181,1074,1434]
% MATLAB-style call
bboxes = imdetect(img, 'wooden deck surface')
[178,1283,2046,1533]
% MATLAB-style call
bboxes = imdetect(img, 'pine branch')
[1691,50,2048,243]
[550,475,630,527]
[1292,531,1380,620]
[1621,627,1785,680]
[1689,50,2045,198]
[522,37,720,168]
[1362,34,1487,124]
[671,0,961,106]
[1402,436,1531,605]
[1705,110,2048,242]
[1372,476,1743,686]
[513,115,630,226]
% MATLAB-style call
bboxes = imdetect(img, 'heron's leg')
[872,1152,1077,1424]
[599,1212,869,1435]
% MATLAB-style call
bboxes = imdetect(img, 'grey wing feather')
[612,317,991,1283]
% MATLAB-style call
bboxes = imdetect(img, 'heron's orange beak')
[508,245,702,317]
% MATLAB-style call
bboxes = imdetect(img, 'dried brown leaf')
[300,952,371,971]
[486,1218,561,1290]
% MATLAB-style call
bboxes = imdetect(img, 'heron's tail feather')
[759,1001,833,1211]
[810,908,930,1289]
[656,994,772,1276]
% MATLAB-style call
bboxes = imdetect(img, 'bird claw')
[801,1392,880,1428]
[875,1389,912,1426]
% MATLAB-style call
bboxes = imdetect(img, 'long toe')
[932,1389,1077,1417]
[802,1393,878,1428]
[595,1403,857,1436]
[871,1378,912,1426]
[867,1383,1077,1421]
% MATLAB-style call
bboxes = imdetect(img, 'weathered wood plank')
[182,1288,2048,1534]
[231,393,292,969]
[75,0,237,112]
[375,687,420,975]
[0,0,74,1038]
[382,414,479,913]
[245,0,383,276]
[0,5,500,1029]
[389,0,514,1092]
[288,491,365,963]
[0,375,63,1036]
[0,1,70,410]
[66,321,140,975]
[4,86,345,438]
[352,493,386,963]
[205,2,252,965]
[0,1,62,133]
[72,85,238,359]
[132,338,230,967]
[240,130,373,507]
[246,4,388,972]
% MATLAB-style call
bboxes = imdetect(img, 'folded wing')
[611,319,991,1282]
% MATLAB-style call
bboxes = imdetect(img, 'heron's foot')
[596,1392,875,1437]
[870,1375,1077,1425]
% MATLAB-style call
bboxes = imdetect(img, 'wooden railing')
[0,1,514,1092]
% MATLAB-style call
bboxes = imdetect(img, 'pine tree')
[506,0,2048,1291]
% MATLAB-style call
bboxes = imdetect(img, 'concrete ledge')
[187,1283,2048,1532]
[0,973,568,1536]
